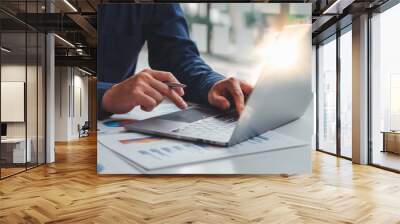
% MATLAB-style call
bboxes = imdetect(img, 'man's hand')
[208,77,253,115]
[102,68,187,114]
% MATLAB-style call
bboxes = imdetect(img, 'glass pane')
[1,1,46,178]
[318,38,337,154]
[371,3,400,171]
[38,32,46,165]
[1,30,28,177]
[26,0,40,169]
[27,31,38,169]
[340,29,352,158]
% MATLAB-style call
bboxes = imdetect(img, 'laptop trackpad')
[158,107,217,123]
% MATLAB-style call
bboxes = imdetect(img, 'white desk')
[1,138,31,163]
[97,103,314,174]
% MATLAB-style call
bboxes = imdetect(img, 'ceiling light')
[323,0,341,14]
[76,48,84,55]
[54,34,75,48]
[78,67,92,76]
[63,0,78,12]
[323,0,354,15]
[1,47,11,53]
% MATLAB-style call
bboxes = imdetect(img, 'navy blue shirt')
[97,4,225,119]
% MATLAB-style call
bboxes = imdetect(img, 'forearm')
[146,4,225,104]
[151,51,225,104]
[178,64,225,104]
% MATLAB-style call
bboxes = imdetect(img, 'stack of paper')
[98,131,307,171]
[98,101,307,171]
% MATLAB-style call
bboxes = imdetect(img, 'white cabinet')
[1,138,32,163]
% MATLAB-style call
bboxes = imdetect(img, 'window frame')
[0,0,47,180]
[315,24,353,160]
[367,0,400,173]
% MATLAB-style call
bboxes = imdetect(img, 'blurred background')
[136,3,311,85]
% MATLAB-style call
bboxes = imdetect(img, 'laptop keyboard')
[171,113,237,141]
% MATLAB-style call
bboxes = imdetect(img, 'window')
[317,37,337,154]
[316,26,353,159]
[0,1,46,179]
[340,28,352,158]
[370,2,400,171]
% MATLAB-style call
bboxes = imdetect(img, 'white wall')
[54,67,89,141]
[1,65,41,137]
[1,65,26,139]
[1,63,46,164]
[55,67,70,141]
[71,73,89,138]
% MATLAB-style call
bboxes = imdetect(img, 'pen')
[164,82,186,88]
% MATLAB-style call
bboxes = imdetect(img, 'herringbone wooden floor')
[1,135,400,224]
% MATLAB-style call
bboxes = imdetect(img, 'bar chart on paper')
[98,102,182,135]
[98,131,307,171]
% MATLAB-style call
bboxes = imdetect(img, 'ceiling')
[0,0,392,74]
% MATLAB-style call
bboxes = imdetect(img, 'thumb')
[210,94,230,110]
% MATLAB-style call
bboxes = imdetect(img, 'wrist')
[205,76,225,104]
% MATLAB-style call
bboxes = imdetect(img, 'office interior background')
[0,0,97,179]
[1,0,399,179]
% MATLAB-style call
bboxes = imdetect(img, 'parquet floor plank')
[1,135,400,223]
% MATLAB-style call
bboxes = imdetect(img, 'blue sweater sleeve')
[145,4,225,104]
[97,4,225,120]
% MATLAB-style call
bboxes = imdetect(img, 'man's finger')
[167,90,187,110]
[136,92,157,112]
[210,93,230,110]
[227,79,245,114]
[143,85,164,105]
[144,69,184,96]
[240,81,253,96]
[148,78,187,110]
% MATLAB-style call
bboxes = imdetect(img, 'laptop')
[125,24,312,146]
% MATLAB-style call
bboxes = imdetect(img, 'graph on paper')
[98,131,307,170]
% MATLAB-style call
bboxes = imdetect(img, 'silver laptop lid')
[229,21,312,145]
